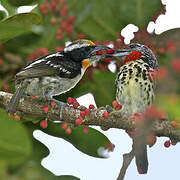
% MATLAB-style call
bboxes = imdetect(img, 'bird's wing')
[15,52,81,80]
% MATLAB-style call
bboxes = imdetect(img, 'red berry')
[112,100,118,108]
[60,5,68,17]
[57,29,62,35]
[103,111,109,118]
[158,47,165,54]
[72,101,79,108]
[42,105,49,113]
[164,140,171,148]
[65,25,74,34]
[80,111,86,117]
[3,83,9,92]
[166,41,177,53]
[170,121,179,129]
[8,113,14,119]
[125,130,133,137]
[14,115,21,121]
[29,95,35,99]
[61,123,67,130]
[40,120,48,128]
[67,97,74,104]
[85,108,91,115]
[156,67,168,80]
[67,15,75,24]
[96,50,103,55]
[39,47,48,55]
[171,142,177,146]
[50,101,56,107]
[56,35,62,41]
[61,21,68,30]
[171,58,180,73]
[50,18,57,25]
[56,46,64,52]
[76,34,85,39]
[75,118,83,125]
[65,127,72,134]
[116,104,122,110]
[51,1,57,9]
[105,49,115,54]
[83,126,88,133]
[89,104,95,109]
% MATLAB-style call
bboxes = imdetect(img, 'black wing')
[15,52,82,80]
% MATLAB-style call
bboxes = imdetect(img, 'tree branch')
[0,91,180,142]
[117,150,135,180]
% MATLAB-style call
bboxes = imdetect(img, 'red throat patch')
[124,51,142,64]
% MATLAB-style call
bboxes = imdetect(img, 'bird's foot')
[105,105,113,113]
[49,97,65,120]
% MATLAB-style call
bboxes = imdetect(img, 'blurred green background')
[0,0,179,179]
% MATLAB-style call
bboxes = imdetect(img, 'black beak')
[107,48,131,57]
[90,45,112,55]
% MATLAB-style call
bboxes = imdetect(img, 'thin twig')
[117,150,135,180]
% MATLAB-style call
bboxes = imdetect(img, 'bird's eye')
[129,44,136,49]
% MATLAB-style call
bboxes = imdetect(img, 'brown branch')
[0,91,180,142]
[117,150,135,180]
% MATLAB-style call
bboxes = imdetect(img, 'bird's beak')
[90,45,112,55]
[106,48,131,57]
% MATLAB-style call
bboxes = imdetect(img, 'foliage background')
[0,0,180,179]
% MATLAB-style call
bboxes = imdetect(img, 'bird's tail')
[133,138,148,174]
[6,82,27,114]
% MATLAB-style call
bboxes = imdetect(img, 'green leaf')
[0,10,7,20]
[8,161,80,180]
[0,12,42,43]
[7,0,38,7]
[0,108,31,165]
[68,0,162,40]
[41,121,113,158]
[155,94,180,122]
[0,1,17,15]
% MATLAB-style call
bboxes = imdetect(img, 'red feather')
[124,51,142,64]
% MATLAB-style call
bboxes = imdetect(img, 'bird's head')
[64,39,113,70]
[111,43,158,69]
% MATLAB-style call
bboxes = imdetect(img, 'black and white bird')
[6,39,113,119]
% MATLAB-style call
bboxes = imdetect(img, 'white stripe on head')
[46,52,63,59]
[64,43,89,52]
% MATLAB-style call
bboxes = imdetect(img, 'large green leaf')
[0,12,42,43]
[7,0,37,7]
[7,162,80,180]
[68,0,162,40]
[0,1,17,15]
[0,108,31,165]
[41,121,113,158]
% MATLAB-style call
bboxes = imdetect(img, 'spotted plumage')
[114,43,158,174]
[116,59,156,115]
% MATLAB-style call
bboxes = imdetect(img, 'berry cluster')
[112,100,122,110]
[39,0,75,41]
[28,48,48,61]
